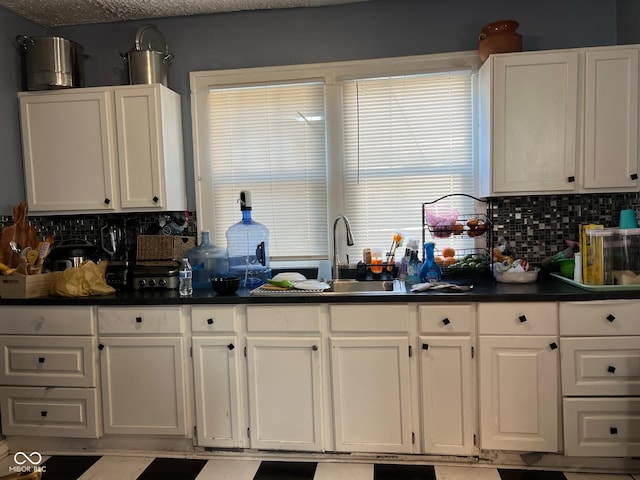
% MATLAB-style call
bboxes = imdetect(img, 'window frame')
[190,51,482,265]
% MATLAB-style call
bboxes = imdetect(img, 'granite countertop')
[2,276,640,306]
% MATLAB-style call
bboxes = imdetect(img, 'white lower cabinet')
[0,306,99,438]
[191,306,242,448]
[98,307,189,436]
[560,301,640,457]
[245,305,323,451]
[418,304,476,455]
[329,304,413,453]
[478,303,560,452]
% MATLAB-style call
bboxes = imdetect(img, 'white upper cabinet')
[479,50,579,196]
[479,45,640,197]
[19,84,186,214]
[582,47,639,191]
[19,89,118,212]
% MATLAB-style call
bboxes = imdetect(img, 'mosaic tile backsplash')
[1,192,639,265]
[0,211,197,260]
[490,193,640,264]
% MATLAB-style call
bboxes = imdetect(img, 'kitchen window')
[190,51,482,266]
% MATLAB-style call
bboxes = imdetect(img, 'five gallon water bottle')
[225,191,272,288]
[185,230,228,289]
[179,258,193,296]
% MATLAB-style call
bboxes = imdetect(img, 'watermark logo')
[10,451,46,473]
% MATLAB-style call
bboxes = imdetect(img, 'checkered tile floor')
[1,455,638,480]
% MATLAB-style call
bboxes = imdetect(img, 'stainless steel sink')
[328,279,407,294]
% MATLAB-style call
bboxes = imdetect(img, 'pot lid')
[135,24,168,53]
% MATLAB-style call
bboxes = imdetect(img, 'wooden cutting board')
[0,202,39,268]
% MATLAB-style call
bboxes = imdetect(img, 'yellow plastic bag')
[51,260,115,297]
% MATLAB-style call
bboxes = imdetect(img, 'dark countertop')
[2,277,640,306]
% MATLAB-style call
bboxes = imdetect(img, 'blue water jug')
[225,191,272,288]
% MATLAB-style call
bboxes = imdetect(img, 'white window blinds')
[342,71,475,258]
[207,81,328,260]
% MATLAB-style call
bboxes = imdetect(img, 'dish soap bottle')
[225,191,272,288]
[420,242,442,283]
[406,249,422,285]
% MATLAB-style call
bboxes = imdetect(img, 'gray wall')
[0,9,44,214]
[0,0,631,214]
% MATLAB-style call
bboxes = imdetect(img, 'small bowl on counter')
[493,261,539,283]
[555,258,575,279]
[211,277,241,295]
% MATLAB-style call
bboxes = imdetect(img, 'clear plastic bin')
[614,228,640,285]
[584,228,617,285]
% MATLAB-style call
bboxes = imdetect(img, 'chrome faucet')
[332,215,355,281]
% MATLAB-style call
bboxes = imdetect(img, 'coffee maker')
[101,218,137,289]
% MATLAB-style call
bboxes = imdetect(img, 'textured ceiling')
[0,0,370,27]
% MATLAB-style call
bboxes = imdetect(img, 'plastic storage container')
[185,230,228,289]
[614,228,640,285]
[226,191,272,288]
[584,228,617,285]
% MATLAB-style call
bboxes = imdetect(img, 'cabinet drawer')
[247,305,321,333]
[561,336,640,396]
[191,306,237,333]
[0,336,96,387]
[0,306,94,335]
[563,397,640,457]
[419,304,474,334]
[0,386,99,438]
[478,303,557,335]
[98,307,183,334]
[330,304,409,333]
[560,301,640,336]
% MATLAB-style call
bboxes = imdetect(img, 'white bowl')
[494,267,539,284]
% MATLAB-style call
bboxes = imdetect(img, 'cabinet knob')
[312,345,318,351]
[610,427,618,435]
[442,317,451,326]
[98,344,105,350]
[608,365,616,374]
[631,173,638,181]
[227,343,235,350]
[41,411,47,417]
[135,316,142,323]
[567,176,575,183]
[38,357,45,363]
[606,314,616,323]
[207,318,214,325]
[422,343,429,350]
[518,315,527,323]
[153,196,159,203]
[549,342,558,350]
[104,198,111,205]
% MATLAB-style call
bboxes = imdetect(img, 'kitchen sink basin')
[328,279,407,294]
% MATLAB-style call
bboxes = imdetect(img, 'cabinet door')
[114,86,164,209]
[99,336,187,435]
[192,337,242,447]
[330,336,412,453]
[419,336,475,455]
[246,336,323,451]
[583,47,639,190]
[481,52,579,195]
[479,335,559,452]
[19,89,117,212]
